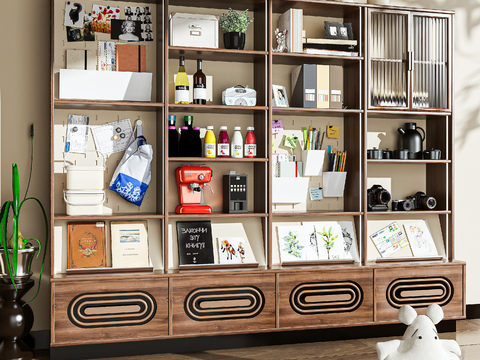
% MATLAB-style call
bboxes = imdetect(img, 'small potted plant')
[219,8,254,50]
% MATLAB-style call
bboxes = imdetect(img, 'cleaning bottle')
[244,126,256,158]
[204,126,216,158]
[231,126,243,158]
[217,126,230,157]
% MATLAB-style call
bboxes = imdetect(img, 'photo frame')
[273,84,289,107]
[324,21,354,40]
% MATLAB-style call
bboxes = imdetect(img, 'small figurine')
[274,28,288,52]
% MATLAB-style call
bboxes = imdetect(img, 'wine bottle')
[193,59,206,105]
[175,56,189,104]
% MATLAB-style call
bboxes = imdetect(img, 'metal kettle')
[397,122,425,159]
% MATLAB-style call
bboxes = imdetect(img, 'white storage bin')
[169,12,219,48]
[302,150,325,176]
[64,190,105,216]
[322,172,347,197]
[64,151,105,190]
[272,177,309,203]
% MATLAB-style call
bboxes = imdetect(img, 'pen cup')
[322,171,347,197]
[302,150,325,176]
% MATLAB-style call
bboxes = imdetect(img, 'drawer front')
[52,278,168,346]
[375,264,465,322]
[171,274,275,336]
[278,269,374,329]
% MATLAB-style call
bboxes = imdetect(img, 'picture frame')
[272,84,289,107]
[324,21,354,40]
[110,221,150,268]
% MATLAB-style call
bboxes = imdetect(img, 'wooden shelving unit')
[49,0,464,353]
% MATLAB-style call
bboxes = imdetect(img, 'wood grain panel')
[277,269,374,329]
[52,278,168,346]
[171,274,275,336]
[374,264,464,322]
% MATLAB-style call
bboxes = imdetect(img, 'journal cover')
[68,222,106,269]
[176,221,214,265]
[116,44,146,72]
[66,49,96,70]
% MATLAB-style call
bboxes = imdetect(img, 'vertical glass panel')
[413,16,448,109]
[370,12,407,107]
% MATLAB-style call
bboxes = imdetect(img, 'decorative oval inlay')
[68,291,157,328]
[184,286,265,321]
[386,277,454,308]
[290,281,363,315]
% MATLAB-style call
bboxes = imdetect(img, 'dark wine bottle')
[193,59,207,105]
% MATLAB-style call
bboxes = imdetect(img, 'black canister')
[395,149,409,159]
[424,148,441,159]
[371,147,383,159]
[383,148,393,159]
[398,122,426,159]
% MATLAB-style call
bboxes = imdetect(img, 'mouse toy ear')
[398,305,417,325]
[426,303,444,324]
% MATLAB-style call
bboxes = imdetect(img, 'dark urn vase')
[224,32,246,50]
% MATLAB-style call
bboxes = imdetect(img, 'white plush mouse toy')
[376,304,461,360]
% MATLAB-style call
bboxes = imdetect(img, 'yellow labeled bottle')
[175,56,189,104]
[204,126,216,158]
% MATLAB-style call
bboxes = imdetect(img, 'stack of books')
[302,37,359,57]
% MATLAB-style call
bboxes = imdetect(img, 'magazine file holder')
[322,172,347,197]
[302,150,325,176]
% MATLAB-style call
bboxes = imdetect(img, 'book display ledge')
[50,0,464,350]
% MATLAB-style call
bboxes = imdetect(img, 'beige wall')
[1,0,478,333]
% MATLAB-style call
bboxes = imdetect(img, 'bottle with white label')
[175,56,189,104]
[230,126,243,158]
[193,59,206,104]
[244,126,256,158]
[217,126,230,157]
[204,126,216,158]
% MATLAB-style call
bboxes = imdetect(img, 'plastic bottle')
[230,126,243,158]
[178,126,190,157]
[217,126,230,157]
[168,126,179,157]
[244,126,257,158]
[192,126,203,157]
[204,126,216,158]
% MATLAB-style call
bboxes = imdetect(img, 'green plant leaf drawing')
[282,231,304,258]
[317,226,338,260]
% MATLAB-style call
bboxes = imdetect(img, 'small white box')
[169,12,219,48]
[272,177,309,203]
[322,172,347,197]
[64,190,105,216]
[59,69,152,102]
[302,150,326,176]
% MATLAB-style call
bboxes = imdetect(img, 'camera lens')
[403,199,414,211]
[376,190,391,204]
[421,197,437,210]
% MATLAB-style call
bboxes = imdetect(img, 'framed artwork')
[404,220,438,257]
[111,221,149,268]
[273,84,289,107]
[324,21,354,40]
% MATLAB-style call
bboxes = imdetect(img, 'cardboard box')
[116,44,146,72]
[169,12,218,48]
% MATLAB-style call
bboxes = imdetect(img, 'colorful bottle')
[217,126,230,157]
[168,126,179,157]
[168,114,176,126]
[175,56,189,104]
[184,115,193,130]
[178,126,190,157]
[193,59,207,104]
[231,126,243,158]
[204,126,216,158]
[192,126,203,157]
[244,126,257,158]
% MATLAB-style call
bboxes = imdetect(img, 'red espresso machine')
[175,166,214,214]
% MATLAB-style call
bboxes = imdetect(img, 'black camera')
[391,199,414,211]
[392,191,437,211]
[367,185,391,211]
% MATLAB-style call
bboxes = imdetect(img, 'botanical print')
[404,221,438,257]
[317,226,339,260]
[218,237,245,264]
[303,222,345,260]
[277,226,307,262]
[338,221,358,260]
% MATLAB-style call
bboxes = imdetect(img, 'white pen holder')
[322,172,347,197]
[302,150,325,176]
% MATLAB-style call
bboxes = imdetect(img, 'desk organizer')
[302,150,325,176]
[322,171,347,197]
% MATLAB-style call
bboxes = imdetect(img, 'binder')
[316,65,329,108]
[291,64,317,108]
[329,65,343,109]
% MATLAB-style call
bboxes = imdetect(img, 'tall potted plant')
[219,8,254,50]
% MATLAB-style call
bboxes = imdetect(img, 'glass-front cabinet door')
[368,10,451,110]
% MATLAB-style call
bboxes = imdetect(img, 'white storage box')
[64,190,105,216]
[66,165,105,190]
[59,69,153,102]
[169,12,218,48]
[302,150,326,176]
[272,177,309,203]
[322,172,347,197]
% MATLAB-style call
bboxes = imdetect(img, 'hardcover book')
[68,222,106,269]
[176,221,214,265]
[111,221,149,268]
[116,44,146,72]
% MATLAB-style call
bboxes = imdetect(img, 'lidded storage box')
[169,13,219,48]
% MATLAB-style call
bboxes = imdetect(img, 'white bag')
[109,121,153,206]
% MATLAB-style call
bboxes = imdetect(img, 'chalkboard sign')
[176,221,214,265]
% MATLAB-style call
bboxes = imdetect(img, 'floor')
[35,319,480,360]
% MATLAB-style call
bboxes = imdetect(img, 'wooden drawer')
[51,278,168,346]
[171,273,275,336]
[277,268,374,329]
[374,264,465,322]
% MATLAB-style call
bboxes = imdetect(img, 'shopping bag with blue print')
[109,120,153,206]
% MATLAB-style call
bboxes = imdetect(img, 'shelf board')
[367,210,451,216]
[368,109,452,117]
[272,107,363,116]
[168,157,268,163]
[54,214,164,221]
[367,159,451,164]
[54,99,163,111]
[273,52,363,66]
[169,46,267,63]
[168,212,268,219]
[170,0,266,9]
[168,104,267,113]
[272,211,363,217]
